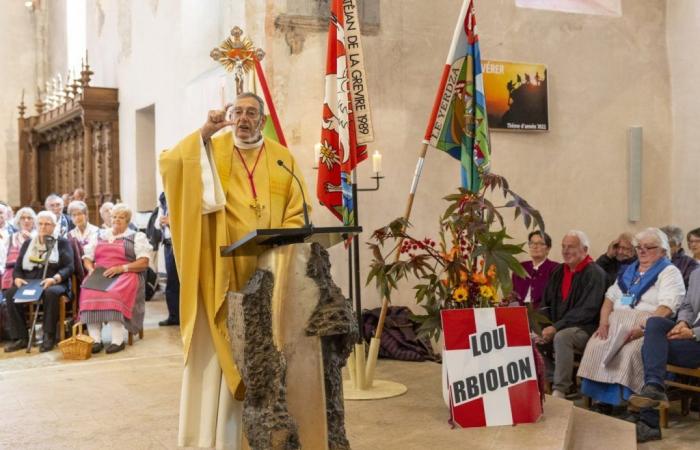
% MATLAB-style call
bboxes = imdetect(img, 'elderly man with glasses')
[160,92,310,449]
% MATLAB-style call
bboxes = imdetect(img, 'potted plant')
[367,173,545,340]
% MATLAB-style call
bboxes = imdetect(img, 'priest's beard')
[234,120,264,149]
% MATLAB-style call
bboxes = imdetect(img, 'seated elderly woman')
[67,200,100,248]
[1,207,37,291]
[99,201,114,229]
[80,203,152,354]
[577,228,686,409]
[509,230,558,309]
[3,211,75,353]
[660,225,698,289]
[688,227,700,263]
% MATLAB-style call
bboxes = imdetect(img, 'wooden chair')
[658,364,700,428]
[57,274,79,341]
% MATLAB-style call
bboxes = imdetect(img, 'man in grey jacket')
[629,268,700,442]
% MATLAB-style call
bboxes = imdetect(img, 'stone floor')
[1,295,699,449]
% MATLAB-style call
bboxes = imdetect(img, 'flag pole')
[366,141,429,383]
[366,0,474,385]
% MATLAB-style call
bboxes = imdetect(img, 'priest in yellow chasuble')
[159,92,310,449]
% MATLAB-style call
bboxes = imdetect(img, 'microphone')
[277,159,312,228]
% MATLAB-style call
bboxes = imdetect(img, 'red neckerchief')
[561,255,593,301]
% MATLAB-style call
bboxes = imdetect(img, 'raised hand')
[201,106,235,141]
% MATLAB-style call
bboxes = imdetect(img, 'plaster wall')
[0,3,37,205]
[667,0,700,237]
[33,0,681,309]
[265,0,674,308]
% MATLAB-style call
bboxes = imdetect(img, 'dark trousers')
[4,283,68,341]
[639,316,700,428]
[164,243,180,322]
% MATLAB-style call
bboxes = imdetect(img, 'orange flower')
[439,246,460,263]
[472,272,488,285]
[487,265,497,280]
[459,270,469,283]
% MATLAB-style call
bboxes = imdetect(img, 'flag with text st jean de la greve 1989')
[316,0,374,225]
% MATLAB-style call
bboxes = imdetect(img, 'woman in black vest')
[4,211,74,353]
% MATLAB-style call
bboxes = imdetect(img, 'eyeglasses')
[528,242,548,248]
[232,108,261,119]
[689,238,700,245]
[635,245,659,252]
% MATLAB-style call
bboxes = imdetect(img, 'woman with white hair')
[79,203,152,354]
[1,207,36,291]
[99,202,114,229]
[578,227,686,410]
[67,200,99,248]
[3,211,75,353]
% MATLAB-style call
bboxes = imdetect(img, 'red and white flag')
[442,307,542,427]
[316,0,372,224]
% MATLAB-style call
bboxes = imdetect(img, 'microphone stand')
[277,159,312,228]
[27,235,57,352]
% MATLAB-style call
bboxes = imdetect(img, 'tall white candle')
[372,150,382,173]
[220,78,226,110]
[314,143,323,168]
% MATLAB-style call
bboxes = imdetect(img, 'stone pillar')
[227,242,356,450]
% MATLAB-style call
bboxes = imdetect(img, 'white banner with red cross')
[441,307,542,427]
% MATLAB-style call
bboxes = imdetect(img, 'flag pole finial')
[210,26,265,95]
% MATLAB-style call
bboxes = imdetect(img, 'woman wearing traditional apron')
[1,207,36,292]
[80,203,152,354]
[578,228,686,409]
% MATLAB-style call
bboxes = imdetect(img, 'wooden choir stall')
[17,62,120,223]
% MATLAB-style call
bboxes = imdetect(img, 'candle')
[220,78,226,110]
[372,150,382,173]
[21,88,25,103]
[314,143,323,168]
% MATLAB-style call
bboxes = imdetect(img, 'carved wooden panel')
[17,74,119,224]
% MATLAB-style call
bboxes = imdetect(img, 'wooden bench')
[659,364,700,428]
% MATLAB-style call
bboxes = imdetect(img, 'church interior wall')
[0,2,38,205]
[666,0,700,236]
[4,0,697,310]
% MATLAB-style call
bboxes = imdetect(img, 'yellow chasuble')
[159,129,309,399]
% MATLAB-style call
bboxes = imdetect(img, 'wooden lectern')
[222,227,360,450]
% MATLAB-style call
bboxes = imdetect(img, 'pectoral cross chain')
[235,145,266,218]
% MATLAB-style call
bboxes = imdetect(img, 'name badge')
[621,294,634,306]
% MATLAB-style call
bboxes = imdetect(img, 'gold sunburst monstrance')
[210,26,265,94]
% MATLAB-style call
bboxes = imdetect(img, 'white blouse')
[68,223,100,247]
[82,229,153,262]
[607,265,686,313]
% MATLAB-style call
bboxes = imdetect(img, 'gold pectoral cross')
[250,200,265,218]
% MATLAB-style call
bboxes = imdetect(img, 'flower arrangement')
[367,173,544,341]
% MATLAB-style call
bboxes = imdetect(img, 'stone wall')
[0,3,38,205]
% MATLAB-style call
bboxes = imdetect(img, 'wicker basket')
[58,322,94,360]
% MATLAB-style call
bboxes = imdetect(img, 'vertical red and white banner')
[441,307,542,428]
[316,0,373,224]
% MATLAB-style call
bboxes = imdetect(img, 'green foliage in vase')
[367,173,545,341]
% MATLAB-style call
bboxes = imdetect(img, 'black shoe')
[40,337,55,353]
[105,342,126,354]
[618,410,640,423]
[629,384,669,409]
[91,342,104,354]
[636,421,661,443]
[590,402,614,415]
[4,339,28,353]
[158,318,179,326]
